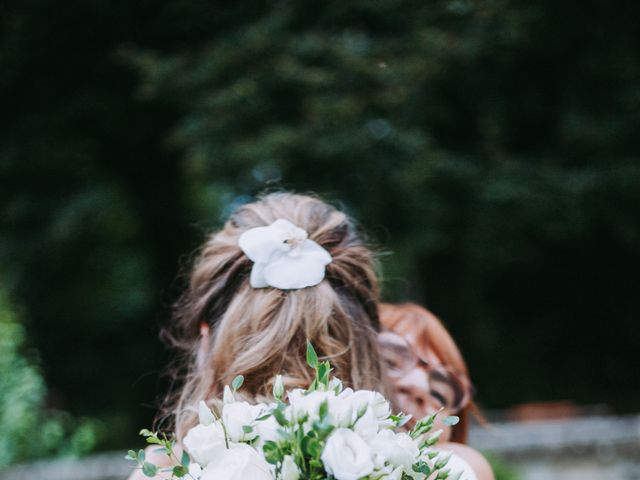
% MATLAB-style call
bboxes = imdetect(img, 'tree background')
[1,0,639,450]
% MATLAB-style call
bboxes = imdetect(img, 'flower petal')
[270,218,302,235]
[250,262,269,288]
[263,254,327,290]
[299,239,332,265]
[238,225,282,263]
[198,400,215,426]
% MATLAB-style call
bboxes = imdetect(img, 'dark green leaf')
[262,440,282,464]
[173,465,188,477]
[412,460,432,476]
[272,408,289,427]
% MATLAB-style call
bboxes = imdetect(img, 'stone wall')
[469,414,640,480]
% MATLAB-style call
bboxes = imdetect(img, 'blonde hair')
[162,193,388,438]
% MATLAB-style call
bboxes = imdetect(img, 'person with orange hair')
[379,303,494,480]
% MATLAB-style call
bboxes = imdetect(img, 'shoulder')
[438,442,495,480]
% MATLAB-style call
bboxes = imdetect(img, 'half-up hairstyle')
[161,193,388,439]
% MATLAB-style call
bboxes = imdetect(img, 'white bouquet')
[127,343,462,480]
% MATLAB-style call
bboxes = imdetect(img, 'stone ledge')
[0,452,130,480]
[468,414,640,458]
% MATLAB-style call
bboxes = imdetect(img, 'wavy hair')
[160,193,388,438]
[379,303,480,443]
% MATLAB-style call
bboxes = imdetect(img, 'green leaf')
[317,362,329,385]
[436,467,451,479]
[137,449,146,463]
[391,413,412,427]
[318,399,329,421]
[302,436,320,457]
[296,413,309,426]
[435,453,452,469]
[412,460,432,476]
[306,341,318,368]
[262,440,282,464]
[443,415,460,426]
[172,465,188,477]
[242,425,254,434]
[181,451,190,467]
[142,462,158,477]
[232,375,244,391]
[125,450,137,461]
[425,429,443,446]
[272,407,289,427]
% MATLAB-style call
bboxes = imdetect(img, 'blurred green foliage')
[1,0,639,447]
[0,288,100,466]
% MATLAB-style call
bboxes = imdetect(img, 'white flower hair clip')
[238,219,332,290]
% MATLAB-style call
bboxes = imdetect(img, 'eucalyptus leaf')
[142,462,157,477]
[443,415,460,426]
[231,375,244,391]
[172,465,188,477]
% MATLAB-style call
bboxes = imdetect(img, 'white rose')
[321,428,374,480]
[345,390,391,421]
[222,401,264,442]
[183,423,227,467]
[338,387,354,398]
[254,412,280,448]
[281,454,301,480]
[353,406,379,440]
[287,389,336,423]
[369,430,419,471]
[200,443,272,480]
[288,389,354,429]
[327,396,355,428]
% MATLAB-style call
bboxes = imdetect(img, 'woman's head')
[379,303,474,443]
[165,193,386,437]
